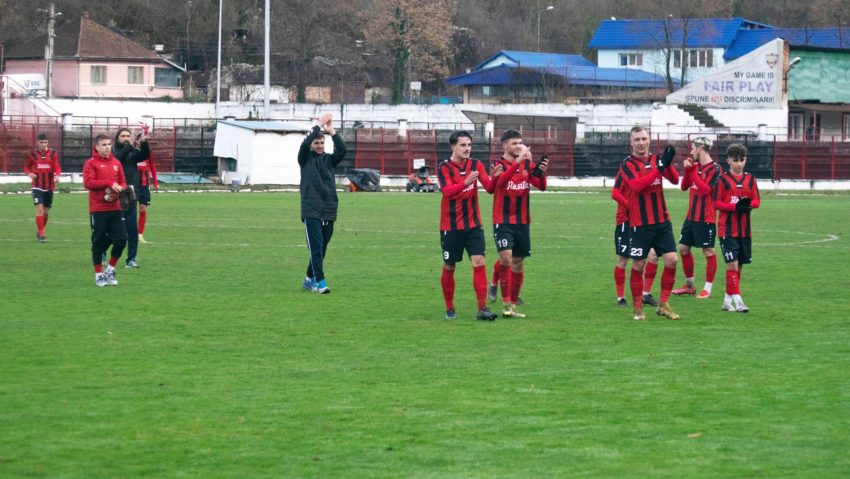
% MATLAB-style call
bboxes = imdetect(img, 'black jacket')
[113,141,150,192]
[297,126,347,221]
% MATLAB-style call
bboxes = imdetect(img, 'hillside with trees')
[2,0,849,102]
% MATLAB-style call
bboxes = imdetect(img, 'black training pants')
[304,218,334,282]
[91,210,128,265]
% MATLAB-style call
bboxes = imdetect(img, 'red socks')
[681,252,694,278]
[441,267,455,310]
[499,264,511,302]
[614,266,626,298]
[138,211,147,234]
[643,261,658,293]
[725,269,740,295]
[490,262,500,286]
[510,271,523,303]
[473,265,487,309]
[630,268,644,307]
[660,266,676,303]
[706,255,717,283]
[94,263,103,273]
[35,216,45,235]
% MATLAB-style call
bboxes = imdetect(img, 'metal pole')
[537,11,541,52]
[263,0,270,118]
[215,0,223,119]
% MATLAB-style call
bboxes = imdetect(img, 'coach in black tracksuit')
[297,113,347,294]
[113,127,150,268]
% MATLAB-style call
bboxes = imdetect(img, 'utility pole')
[46,2,58,98]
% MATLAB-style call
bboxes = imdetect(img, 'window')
[673,49,713,68]
[90,65,106,84]
[619,53,643,66]
[154,68,181,88]
[789,113,804,141]
[128,66,144,84]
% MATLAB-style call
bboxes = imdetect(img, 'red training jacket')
[83,153,126,212]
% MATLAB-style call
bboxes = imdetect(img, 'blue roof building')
[446,50,674,104]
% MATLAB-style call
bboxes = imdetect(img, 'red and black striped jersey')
[618,154,680,227]
[716,172,760,238]
[437,158,493,231]
[24,148,61,191]
[612,168,630,225]
[681,161,721,223]
[490,158,546,225]
[137,151,158,188]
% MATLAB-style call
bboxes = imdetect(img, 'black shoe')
[476,307,497,321]
[617,298,628,307]
[642,294,658,307]
[445,309,456,320]
[37,234,46,243]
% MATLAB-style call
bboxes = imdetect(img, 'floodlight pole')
[263,0,270,118]
[215,0,223,119]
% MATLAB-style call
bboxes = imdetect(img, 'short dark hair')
[726,143,748,160]
[37,133,48,141]
[449,130,472,146]
[500,129,522,143]
[95,134,111,144]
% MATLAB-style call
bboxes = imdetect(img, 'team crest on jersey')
[113,165,119,171]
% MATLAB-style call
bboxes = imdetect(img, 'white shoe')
[106,269,118,286]
[722,295,734,312]
[735,298,749,313]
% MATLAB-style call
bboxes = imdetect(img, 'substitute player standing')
[438,131,500,321]
[715,143,760,313]
[672,137,721,299]
[618,126,681,321]
[487,130,547,317]
[24,133,61,242]
[83,134,128,287]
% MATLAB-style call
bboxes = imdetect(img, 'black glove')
[656,145,676,172]
[735,197,751,213]
[119,186,137,210]
[531,157,548,178]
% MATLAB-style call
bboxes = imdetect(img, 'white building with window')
[589,18,772,84]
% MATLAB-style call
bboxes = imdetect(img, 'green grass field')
[1,188,849,478]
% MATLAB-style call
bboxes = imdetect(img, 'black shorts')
[441,227,485,265]
[629,221,676,259]
[137,185,151,206]
[32,189,54,208]
[493,223,531,257]
[614,222,630,257]
[679,220,716,248]
[720,236,752,265]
